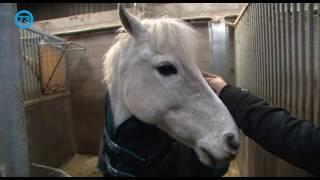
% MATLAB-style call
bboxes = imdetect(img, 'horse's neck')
[109,79,132,131]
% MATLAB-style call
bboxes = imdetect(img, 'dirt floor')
[60,154,241,177]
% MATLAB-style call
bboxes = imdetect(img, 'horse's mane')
[103,17,200,87]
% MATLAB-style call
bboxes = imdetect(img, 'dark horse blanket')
[97,93,230,177]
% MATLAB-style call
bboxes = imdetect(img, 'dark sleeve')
[219,84,320,175]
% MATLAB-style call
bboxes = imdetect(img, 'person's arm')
[202,72,320,175]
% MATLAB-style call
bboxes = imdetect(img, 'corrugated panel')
[234,3,319,176]
[236,3,319,124]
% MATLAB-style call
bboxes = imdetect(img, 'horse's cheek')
[123,78,146,114]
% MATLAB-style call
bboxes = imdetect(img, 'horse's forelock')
[103,17,200,87]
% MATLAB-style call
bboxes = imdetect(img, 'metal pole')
[292,3,298,116]
[0,3,30,177]
[317,3,320,126]
[298,3,306,119]
[281,3,287,109]
[286,3,292,112]
[306,3,314,121]
[276,3,281,107]
[262,3,267,99]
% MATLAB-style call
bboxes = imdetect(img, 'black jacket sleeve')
[219,84,320,175]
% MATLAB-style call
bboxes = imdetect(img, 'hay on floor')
[224,160,242,177]
[60,154,241,177]
[60,154,102,177]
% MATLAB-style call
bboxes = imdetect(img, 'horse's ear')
[118,3,146,39]
[118,3,146,38]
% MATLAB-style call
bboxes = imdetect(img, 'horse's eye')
[156,63,177,76]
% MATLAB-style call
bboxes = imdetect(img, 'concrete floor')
[60,154,241,177]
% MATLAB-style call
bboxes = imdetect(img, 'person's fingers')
[204,77,217,82]
[204,78,215,85]
[201,72,217,78]
[201,72,212,77]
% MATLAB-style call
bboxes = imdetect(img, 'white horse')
[103,4,240,167]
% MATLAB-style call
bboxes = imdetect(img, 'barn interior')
[0,3,319,177]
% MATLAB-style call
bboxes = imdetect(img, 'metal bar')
[271,3,276,105]
[317,3,320,126]
[256,4,260,96]
[34,34,42,94]
[298,3,306,119]
[254,4,258,96]
[25,30,36,99]
[254,4,258,95]
[270,3,274,104]
[306,3,314,121]
[245,6,250,90]
[257,4,262,97]
[286,3,293,113]
[266,3,272,102]
[275,3,282,106]
[250,5,253,92]
[38,41,86,50]
[208,22,213,74]
[245,11,248,89]
[250,4,254,93]
[22,29,32,101]
[260,3,264,98]
[241,11,245,87]
[262,3,267,99]
[255,3,258,96]
[27,27,66,42]
[248,8,251,91]
[251,4,256,94]
[255,3,259,95]
[30,31,41,99]
[241,13,245,88]
[28,30,37,98]
[247,9,250,90]
[36,35,43,98]
[238,17,242,87]
[292,3,298,116]
[246,10,249,90]
[281,3,287,109]
[273,3,278,106]
[19,29,27,102]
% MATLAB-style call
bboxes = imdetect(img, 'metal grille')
[235,3,320,126]
[19,28,85,102]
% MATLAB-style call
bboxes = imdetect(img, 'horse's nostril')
[223,133,240,154]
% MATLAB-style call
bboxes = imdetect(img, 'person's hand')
[202,72,227,95]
